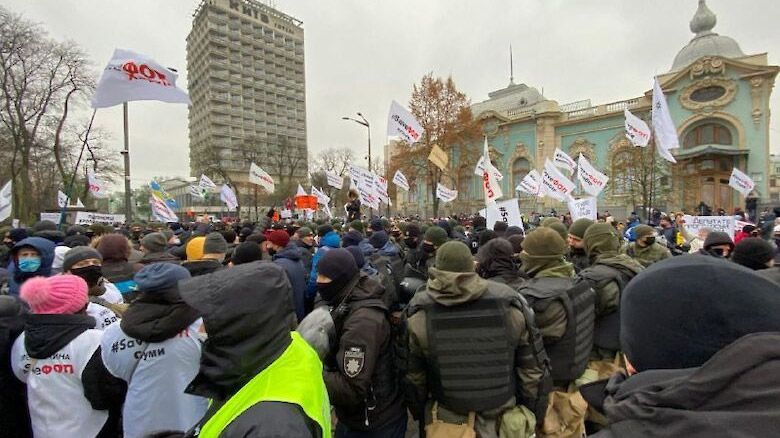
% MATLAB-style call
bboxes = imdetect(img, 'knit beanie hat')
[583,223,621,256]
[479,229,498,247]
[435,241,474,273]
[317,224,334,237]
[568,218,594,240]
[405,223,421,238]
[475,238,515,277]
[621,256,780,372]
[507,235,525,254]
[203,232,228,255]
[20,275,88,314]
[634,224,656,240]
[345,246,366,269]
[33,220,57,233]
[472,216,486,229]
[317,248,358,282]
[268,230,290,248]
[141,232,168,253]
[493,221,509,236]
[369,218,384,232]
[520,228,567,277]
[541,217,562,228]
[297,227,313,238]
[424,226,448,247]
[231,241,263,265]
[9,228,28,242]
[341,230,364,248]
[63,234,90,248]
[135,263,191,292]
[732,237,774,271]
[505,226,524,238]
[546,221,569,243]
[349,220,364,234]
[436,220,452,236]
[186,236,206,261]
[66,225,87,237]
[62,246,102,272]
[703,231,734,250]
[369,230,389,249]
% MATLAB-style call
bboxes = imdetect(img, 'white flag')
[392,169,410,191]
[624,109,651,147]
[577,154,609,197]
[387,100,424,145]
[75,198,85,208]
[553,148,577,174]
[651,77,679,163]
[220,184,238,210]
[474,156,504,181]
[0,181,11,222]
[729,167,755,197]
[189,185,205,199]
[57,190,69,208]
[479,198,524,233]
[481,137,503,205]
[296,184,307,197]
[436,183,458,203]
[568,197,598,221]
[248,162,275,193]
[91,48,191,108]
[516,170,542,197]
[150,194,179,223]
[199,174,217,190]
[541,159,576,201]
[373,174,390,205]
[87,169,109,199]
[311,186,330,205]
[326,170,343,189]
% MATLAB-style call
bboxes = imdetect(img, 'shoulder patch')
[343,346,365,378]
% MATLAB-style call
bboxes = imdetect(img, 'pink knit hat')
[20,275,88,314]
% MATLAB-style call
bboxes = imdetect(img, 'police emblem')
[343,346,365,378]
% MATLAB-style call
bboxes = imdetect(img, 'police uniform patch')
[343,346,365,378]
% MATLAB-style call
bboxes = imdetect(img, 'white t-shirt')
[101,282,124,304]
[87,302,119,330]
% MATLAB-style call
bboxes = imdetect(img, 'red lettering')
[139,63,155,79]
[41,365,52,375]
[122,61,139,80]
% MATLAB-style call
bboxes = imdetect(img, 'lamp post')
[342,113,372,217]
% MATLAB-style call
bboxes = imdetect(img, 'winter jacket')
[324,273,406,431]
[11,313,126,438]
[626,241,671,268]
[181,259,223,277]
[139,251,181,265]
[758,267,780,285]
[584,332,780,438]
[8,237,55,296]
[273,243,308,321]
[568,247,590,273]
[306,231,341,298]
[295,240,315,273]
[101,260,142,296]
[0,296,32,438]
[101,283,206,438]
[346,199,361,222]
[87,302,119,330]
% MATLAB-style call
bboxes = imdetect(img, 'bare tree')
[611,140,671,217]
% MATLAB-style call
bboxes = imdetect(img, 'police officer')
[403,225,447,281]
[475,238,527,289]
[405,241,550,437]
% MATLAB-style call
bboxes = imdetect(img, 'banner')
[57,190,69,208]
[199,174,217,190]
[516,170,542,197]
[91,48,191,108]
[87,169,109,199]
[568,197,598,221]
[150,180,178,210]
[248,162,275,193]
[387,100,424,145]
[280,209,292,219]
[481,137,503,205]
[373,174,390,205]
[189,185,206,199]
[40,212,61,223]
[220,184,238,210]
[326,170,343,189]
[428,144,448,171]
[541,159,576,201]
[435,183,458,203]
[348,164,380,209]
[150,194,179,223]
[682,215,737,238]
[0,181,11,223]
[311,186,330,205]
[553,148,577,174]
[479,198,524,233]
[652,77,680,163]
[474,156,504,181]
[624,108,651,147]
[577,154,609,197]
[392,169,410,191]
[74,212,126,225]
[728,167,755,197]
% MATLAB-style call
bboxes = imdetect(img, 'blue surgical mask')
[18,256,41,273]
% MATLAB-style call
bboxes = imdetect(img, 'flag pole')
[648,137,656,224]
[121,102,133,223]
[58,109,98,230]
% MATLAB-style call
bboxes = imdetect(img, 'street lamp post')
[342,113,372,217]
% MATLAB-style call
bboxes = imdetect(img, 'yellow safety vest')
[198,331,331,438]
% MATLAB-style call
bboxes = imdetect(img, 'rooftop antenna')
[509,44,515,85]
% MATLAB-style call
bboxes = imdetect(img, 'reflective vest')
[198,332,331,438]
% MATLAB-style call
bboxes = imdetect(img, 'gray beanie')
[141,232,168,253]
[63,246,103,272]
[203,232,228,255]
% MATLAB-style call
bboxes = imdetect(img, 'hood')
[595,253,644,276]
[33,229,66,244]
[320,231,340,249]
[182,259,223,277]
[273,243,301,262]
[120,286,200,343]
[140,251,180,264]
[585,332,780,438]
[23,313,95,359]
[12,237,55,275]
[425,267,487,306]
[346,273,385,304]
[378,240,400,257]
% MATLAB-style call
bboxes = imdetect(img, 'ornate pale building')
[397,1,778,219]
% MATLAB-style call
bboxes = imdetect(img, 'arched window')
[683,123,733,148]
[512,158,530,190]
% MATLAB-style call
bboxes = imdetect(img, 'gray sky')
[4,0,780,189]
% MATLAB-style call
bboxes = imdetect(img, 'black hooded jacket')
[0,296,32,438]
[120,286,199,343]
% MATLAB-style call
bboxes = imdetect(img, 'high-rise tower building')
[187,0,307,189]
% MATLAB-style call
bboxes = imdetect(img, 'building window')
[511,158,530,191]
[683,123,733,148]
[458,168,473,197]
[611,149,634,195]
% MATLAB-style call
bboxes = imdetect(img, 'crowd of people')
[0,200,779,438]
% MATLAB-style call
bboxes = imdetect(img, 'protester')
[101,263,206,438]
[181,262,330,437]
[62,246,125,326]
[475,237,527,288]
[568,218,594,273]
[96,234,142,296]
[469,215,488,254]
[699,231,734,258]
[346,189,361,222]
[7,236,55,296]
[181,232,226,277]
[0,295,32,438]
[268,229,307,321]
[230,241,263,265]
[12,275,126,437]
[404,225,447,280]
[731,237,775,271]
[626,224,671,268]
[293,226,315,272]
[306,224,341,307]
[139,232,180,265]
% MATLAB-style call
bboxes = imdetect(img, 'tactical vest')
[518,277,595,382]
[408,284,550,413]
[578,264,635,352]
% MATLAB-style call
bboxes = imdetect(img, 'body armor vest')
[579,264,635,352]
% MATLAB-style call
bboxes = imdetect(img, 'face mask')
[404,237,418,249]
[317,281,343,303]
[71,265,103,287]
[18,256,41,273]
[422,242,436,254]
[268,248,277,257]
[643,237,656,246]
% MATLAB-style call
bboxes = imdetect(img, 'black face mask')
[317,278,349,303]
[643,237,656,246]
[404,237,418,249]
[70,265,103,287]
[422,242,436,254]
[268,248,277,257]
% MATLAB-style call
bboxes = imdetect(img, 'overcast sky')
[4,0,780,188]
